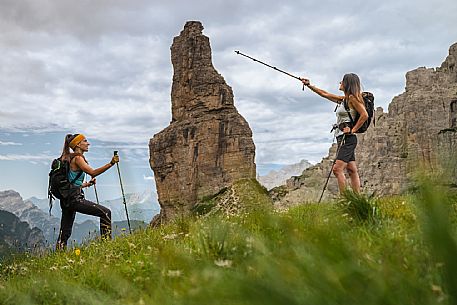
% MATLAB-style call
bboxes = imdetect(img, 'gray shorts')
[336,134,357,163]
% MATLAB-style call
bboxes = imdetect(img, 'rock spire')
[149,21,256,224]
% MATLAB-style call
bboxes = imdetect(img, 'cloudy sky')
[0,0,456,199]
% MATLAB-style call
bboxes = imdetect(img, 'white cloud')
[0,141,22,146]
[0,0,456,167]
[0,154,53,161]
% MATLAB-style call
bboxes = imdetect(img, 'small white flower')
[167,270,182,277]
[163,233,178,240]
[214,259,232,268]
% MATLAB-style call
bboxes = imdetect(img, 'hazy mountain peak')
[258,160,313,190]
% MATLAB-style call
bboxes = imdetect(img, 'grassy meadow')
[0,180,456,305]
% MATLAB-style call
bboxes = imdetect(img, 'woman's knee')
[100,206,111,219]
[347,163,358,176]
[332,164,344,176]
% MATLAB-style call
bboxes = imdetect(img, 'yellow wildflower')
[75,248,81,256]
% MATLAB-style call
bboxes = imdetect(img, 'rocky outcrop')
[149,21,256,224]
[194,179,272,218]
[0,190,63,244]
[274,42,457,207]
[0,210,45,257]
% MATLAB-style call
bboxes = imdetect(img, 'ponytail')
[61,134,74,162]
[61,133,87,163]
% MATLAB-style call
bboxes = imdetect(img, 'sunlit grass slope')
[0,181,456,305]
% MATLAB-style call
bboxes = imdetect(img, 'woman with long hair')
[56,133,119,249]
[301,73,368,193]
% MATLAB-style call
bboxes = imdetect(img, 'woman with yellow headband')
[56,133,119,249]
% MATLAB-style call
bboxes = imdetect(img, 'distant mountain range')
[27,189,160,223]
[258,160,313,190]
[0,190,99,245]
[97,190,160,222]
[0,189,159,247]
[0,209,45,260]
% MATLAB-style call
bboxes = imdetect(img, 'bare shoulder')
[73,155,84,161]
[72,154,87,165]
[348,94,363,107]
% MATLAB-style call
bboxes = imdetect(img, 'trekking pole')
[93,183,100,205]
[86,175,100,204]
[114,151,132,233]
[318,134,346,203]
[234,50,306,90]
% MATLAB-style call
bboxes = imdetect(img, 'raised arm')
[301,78,344,104]
[73,155,118,177]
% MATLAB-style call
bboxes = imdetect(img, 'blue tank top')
[68,170,85,187]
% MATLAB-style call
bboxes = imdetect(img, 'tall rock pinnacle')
[149,21,256,224]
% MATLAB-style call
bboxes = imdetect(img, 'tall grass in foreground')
[0,185,456,305]
[337,189,380,224]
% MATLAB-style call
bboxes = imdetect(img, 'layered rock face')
[0,210,44,257]
[275,42,457,206]
[358,42,457,194]
[0,190,46,253]
[149,21,256,223]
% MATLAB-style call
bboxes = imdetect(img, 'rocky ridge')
[274,42,457,207]
[0,209,45,258]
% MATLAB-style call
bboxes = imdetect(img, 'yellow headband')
[69,134,86,150]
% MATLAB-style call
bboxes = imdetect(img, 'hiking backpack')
[47,157,82,215]
[343,91,375,133]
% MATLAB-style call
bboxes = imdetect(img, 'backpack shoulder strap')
[69,170,84,185]
[344,99,355,127]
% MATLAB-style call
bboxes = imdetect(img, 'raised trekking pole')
[235,50,306,90]
[114,151,132,233]
[318,134,346,203]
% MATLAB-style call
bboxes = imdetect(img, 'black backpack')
[47,157,82,215]
[344,91,375,133]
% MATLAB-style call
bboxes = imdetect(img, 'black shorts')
[336,134,357,163]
